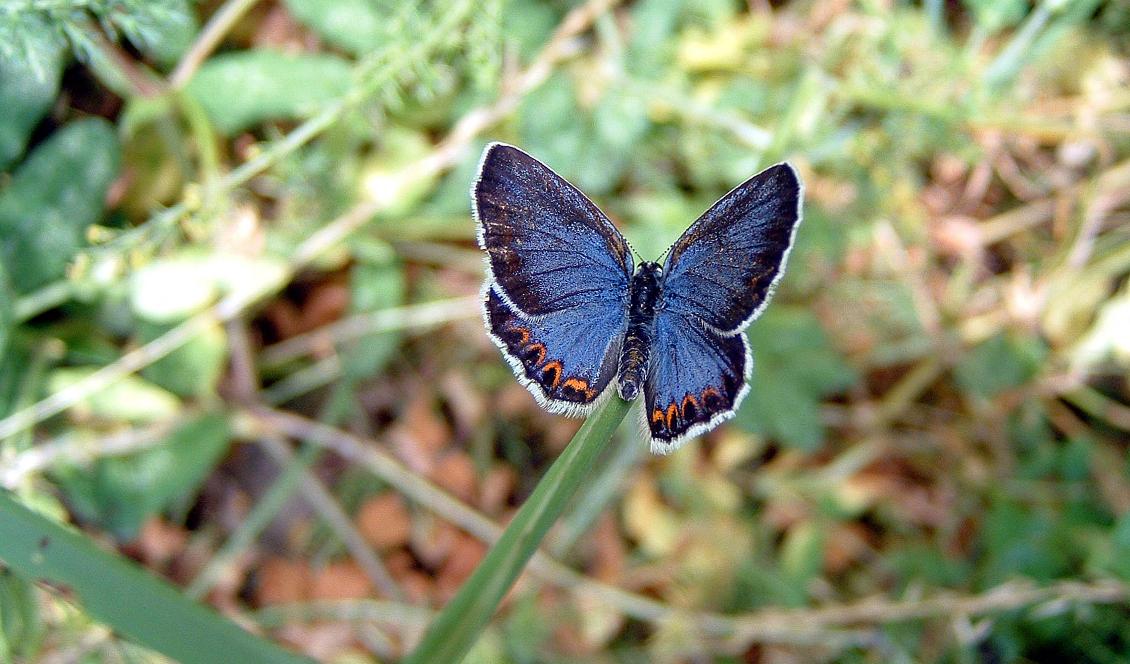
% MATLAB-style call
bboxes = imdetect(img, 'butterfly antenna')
[624,235,644,264]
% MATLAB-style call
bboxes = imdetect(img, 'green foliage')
[0,570,42,661]
[139,320,228,399]
[52,413,231,538]
[47,368,179,423]
[283,0,396,56]
[963,0,1030,33]
[344,243,406,380]
[955,333,1048,399]
[0,46,63,169]
[0,0,193,76]
[518,72,650,196]
[738,308,856,450]
[0,263,11,359]
[0,118,120,294]
[186,51,354,135]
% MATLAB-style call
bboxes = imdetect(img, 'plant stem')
[404,395,631,663]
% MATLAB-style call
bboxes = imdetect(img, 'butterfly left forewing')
[475,143,633,317]
[475,143,633,413]
[642,312,750,454]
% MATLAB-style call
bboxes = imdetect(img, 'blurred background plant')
[1,0,1129,661]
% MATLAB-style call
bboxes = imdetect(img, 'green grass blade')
[405,395,632,663]
[0,490,313,664]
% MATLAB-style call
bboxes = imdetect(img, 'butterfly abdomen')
[617,262,663,401]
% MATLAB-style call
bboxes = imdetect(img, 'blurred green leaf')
[130,255,220,322]
[0,570,42,661]
[0,46,63,170]
[139,319,228,399]
[979,500,1073,586]
[47,368,180,424]
[780,521,825,588]
[186,50,352,135]
[499,593,551,664]
[518,73,649,196]
[0,118,120,293]
[1071,286,1130,372]
[133,3,198,67]
[344,241,406,380]
[737,307,856,450]
[1107,511,1130,582]
[501,0,559,61]
[626,0,684,77]
[955,332,1048,399]
[130,253,288,324]
[283,0,386,55]
[0,262,12,359]
[963,0,1029,33]
[53,413,231,538]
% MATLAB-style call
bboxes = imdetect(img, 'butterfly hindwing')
[661,163,802,333]
[475,143,633,316]
[475,143,633,413]
[485,286,625,414]
[642,311,750,453]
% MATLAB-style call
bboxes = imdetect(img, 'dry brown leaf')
[310,561,374,600]
[390,393,451,474]
[430,452,478,504]
[356,492,412,551]
[410,516,460,570]
[257,557,311,606]
[129,518,188,568]
[435,533,487,602]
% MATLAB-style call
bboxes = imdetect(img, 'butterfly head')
[632,261,663,282]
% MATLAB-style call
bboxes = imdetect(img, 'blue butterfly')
[474,143,803,454]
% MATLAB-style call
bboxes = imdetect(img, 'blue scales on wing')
[643,162,804,451]
[661,163,803,334]
[475,143,633,316]
[485,286,625,413]
[475,143,633,412]
[643,311,750,452]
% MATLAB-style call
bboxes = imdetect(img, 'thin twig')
[257,435,404,600]
[169,0,260,88]
[0,418,184,488]
[259,296,480,368]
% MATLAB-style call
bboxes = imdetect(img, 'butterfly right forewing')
[641,163,803,452]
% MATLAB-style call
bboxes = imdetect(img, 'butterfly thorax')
[617,262,663,401]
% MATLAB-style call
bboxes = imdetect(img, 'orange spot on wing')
[510,326,531,345]
[665,403,679,432]
[561,377,596,399]
[522,342,546,367]
[701,386,722,408]
[540,361,563,390]
[681,393,700,420]
[651,408,666,427]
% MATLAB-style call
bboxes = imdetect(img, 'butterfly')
[474,143,803,454]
